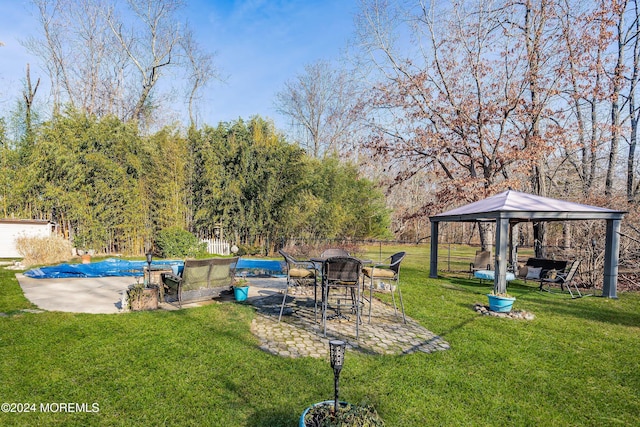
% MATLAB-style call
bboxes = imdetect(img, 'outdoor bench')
[162,257,239,307]
[519,258,568,282]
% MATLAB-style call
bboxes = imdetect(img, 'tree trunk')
[478,223,492,253]
[627,1,640,203]
[562,222,571,250]
[533,222,546,258]
[606,4,626,196]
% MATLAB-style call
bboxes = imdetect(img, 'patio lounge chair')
[539,259,582,298]
[469,250,491,278]
[162,257,239,307]
[278,250,317,322]
[362,251,406,323]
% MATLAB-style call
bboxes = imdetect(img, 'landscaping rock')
[473,303,535,320]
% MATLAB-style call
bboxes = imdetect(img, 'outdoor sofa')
[162,257,239,307]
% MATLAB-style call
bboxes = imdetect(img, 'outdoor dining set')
[277,249,407,340]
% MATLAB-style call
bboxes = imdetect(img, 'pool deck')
[17,274,134,314]
[15,274,285,314]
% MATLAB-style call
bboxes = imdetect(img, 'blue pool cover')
[235,259,285,277]
[23,258,182,279]
[24,258,285,279]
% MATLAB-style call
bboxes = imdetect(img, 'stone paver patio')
[247,282,449,359]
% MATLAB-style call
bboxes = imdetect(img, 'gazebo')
[429,190,627,298]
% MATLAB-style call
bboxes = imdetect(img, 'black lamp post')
[329,340,346,414]
[145,251,153,285]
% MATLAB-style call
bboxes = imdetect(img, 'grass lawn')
[1,246,639,426]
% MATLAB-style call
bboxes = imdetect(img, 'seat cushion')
[362,267,396,279]
[526,267,542,280]
[289,268,314,278]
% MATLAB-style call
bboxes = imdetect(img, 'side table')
[144,266,174,302]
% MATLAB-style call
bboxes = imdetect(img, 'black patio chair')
[321,256,363,340]
[277,250,317,322]
[362,251,406,323]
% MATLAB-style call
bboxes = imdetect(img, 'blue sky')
[0,0,359,129]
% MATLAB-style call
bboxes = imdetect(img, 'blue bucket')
[234,286,249,301]
[487,294,516,313]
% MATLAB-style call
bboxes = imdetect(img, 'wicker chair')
[278,250,317,322]
[321,256,363,339]
[362,252,407,323]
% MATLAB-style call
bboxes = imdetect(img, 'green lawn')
[1,246,639,426]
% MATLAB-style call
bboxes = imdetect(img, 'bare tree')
[181,29,219,128]
[557,0,604,196]
[275,60,365,158]
[104,0,180,122]
[354,0,546,247]
[504,0,563,256]
[24,0,217,126]
[555,0,640,201]
[23,63,40,139]
[606,0,630,196]
[622,0,640,202]
[24,0,73,114]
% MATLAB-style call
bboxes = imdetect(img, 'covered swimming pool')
[24,257,285,279]
[235,258,285,278]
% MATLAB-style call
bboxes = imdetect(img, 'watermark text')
[1,402,100,413]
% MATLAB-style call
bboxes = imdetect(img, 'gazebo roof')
[430,190,626,222]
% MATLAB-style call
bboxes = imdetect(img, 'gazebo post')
[494,217,509,294]
[429,220,439,278]
[509,222,518,274]
[602,218,621,298]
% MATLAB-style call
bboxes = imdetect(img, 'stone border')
[473,303,535,320]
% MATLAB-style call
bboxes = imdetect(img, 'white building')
[0,219,54,258]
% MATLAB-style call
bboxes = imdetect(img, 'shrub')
[15,234,73,266]
[155,227,207,258]
[236,243,261,256]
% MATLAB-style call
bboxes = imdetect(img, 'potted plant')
[126,282,159,311]
[300,401,384,426]
[486,290,516,313]
[300,340,385,426]
[233,278,250,301]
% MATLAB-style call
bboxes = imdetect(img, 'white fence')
[201,238,230,255]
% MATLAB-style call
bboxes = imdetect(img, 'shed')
[429,190,626,298]
[0,219,54,258]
